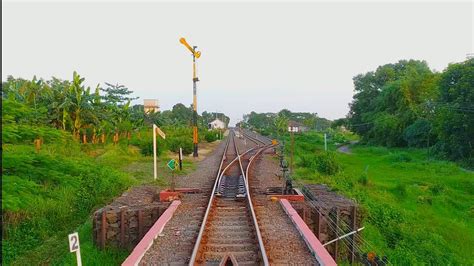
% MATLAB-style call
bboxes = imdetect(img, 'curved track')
[189,130,271,265]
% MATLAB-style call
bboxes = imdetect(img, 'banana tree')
[68,72,96,139]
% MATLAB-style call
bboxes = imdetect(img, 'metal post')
[324,133,327,151]
[192,48,199,157]
[351,206,357,264]
[153,125,158,180]
[179,147,183,170]
[290,131,294,174]
[76,249,82,266]
[334,208,339,261]
[180,37,201,157]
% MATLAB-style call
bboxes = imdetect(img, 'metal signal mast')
[180,37,201,157]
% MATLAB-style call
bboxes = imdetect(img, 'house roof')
[288,120,304,127]
[210,118,224,124]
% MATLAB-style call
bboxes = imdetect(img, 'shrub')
[403,118,434,147]
[358,172,369,186]
[314,152,341,175]
[2,145,133,264]
[331,132,348,144]
[129,137,165,156]
[417,196,433,205]
[298,154,316,168]
[429,183,445,195]
[167,136,193,155]
[204,130,220,143]
[388,152,412,162]
[394,183,407,197]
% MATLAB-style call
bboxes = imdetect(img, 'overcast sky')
[2,1,473,125]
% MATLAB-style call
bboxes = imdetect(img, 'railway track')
[189,129,271,265]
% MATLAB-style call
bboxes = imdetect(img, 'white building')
[288,120,308,133]
[208,118,226,130]
[143,99,159,114]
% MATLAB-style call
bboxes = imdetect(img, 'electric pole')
[180,37,201,157]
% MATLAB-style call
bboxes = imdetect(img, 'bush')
[167,136,193,155]
[429,183,445,195]
[331,132,348,144]
[129,137,165,156]
[387,152,412,162]
[314,152,341,175]
[394,183,407,197]
[204,130,220,143]
[358,172,369,186]
[2,144,133,264]
[403,119,434,147]
[298,154,316,168]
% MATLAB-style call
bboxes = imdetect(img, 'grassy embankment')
[281,131,474,265]
[2,128,207,265]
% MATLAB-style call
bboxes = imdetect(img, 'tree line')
[2,72,230,145]
[241,109,332,135]
[347,59,473,164]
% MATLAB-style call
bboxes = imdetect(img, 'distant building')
[288,120,308,133]
[339,125,349,133]
[208,118,226,130]
[143,99,159,114]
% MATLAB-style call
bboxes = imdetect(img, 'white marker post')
[324,133,328,151]
[153,124,158,180]
[153,124,166,180]
[68,232,82,266]
[179,147,183,170]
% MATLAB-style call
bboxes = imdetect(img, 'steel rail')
[215,133,260,197]
[243,143,275,266]
[240,128,272,146]
[236,138,273,265]
[188,131,232,266]
[189,130,262,265]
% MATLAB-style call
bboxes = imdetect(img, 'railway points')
[128,129,329,265]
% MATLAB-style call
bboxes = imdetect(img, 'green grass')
[51,221,129,266]
[284,131,474,264]
[2,139,196,265]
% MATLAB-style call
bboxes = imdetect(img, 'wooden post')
[101,209,107,249]
[315,210,322,239]
[138,210,143,239]
[34,138,42,153]
[350,206,357,264]
[333,208,339,262]
[120,207,126,248]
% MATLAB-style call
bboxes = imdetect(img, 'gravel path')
[139,132,318,265]
[140,140,227,265]
[250,152,318,265]
[337,140,359,154]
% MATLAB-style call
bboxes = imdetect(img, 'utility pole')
[290,130,295,174]
[324,133,328,151]
[180,37,201,157]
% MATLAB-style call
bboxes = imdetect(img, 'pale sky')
[2,1,473,125]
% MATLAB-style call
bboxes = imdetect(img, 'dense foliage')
[241,109,332,135]
[286,131,474,265]
[1,72,229,264]
[2,72,229,147]
[347,59,473,165]
[2,140,134,264]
